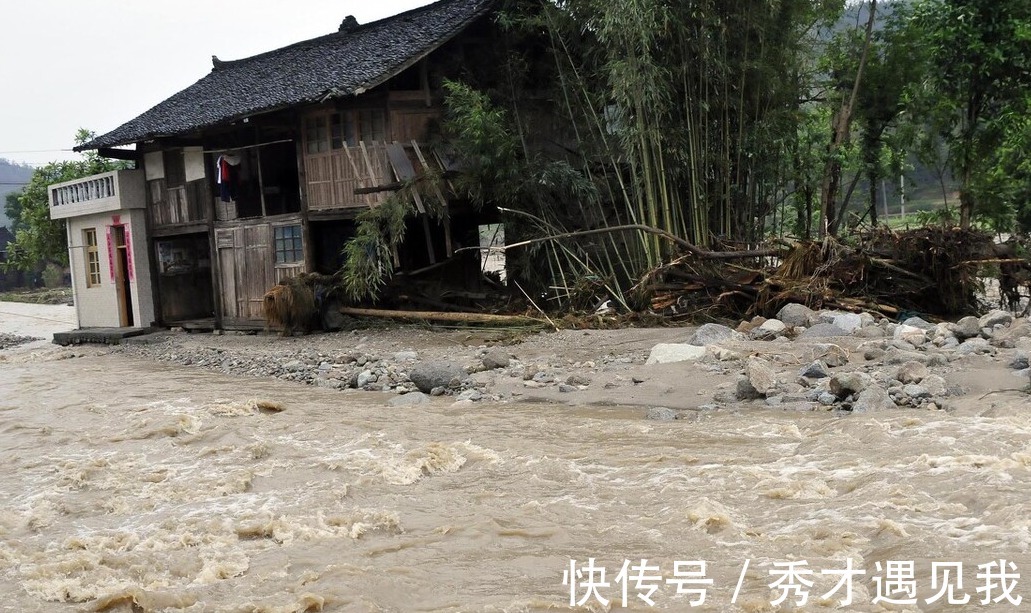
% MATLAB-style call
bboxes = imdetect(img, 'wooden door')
[216,223,273,323]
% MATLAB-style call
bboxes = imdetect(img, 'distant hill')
[0,159,35,229]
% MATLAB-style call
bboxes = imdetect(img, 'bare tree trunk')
[818,0,877,237]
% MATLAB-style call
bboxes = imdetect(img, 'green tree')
[907,0,1031,229]
[2,129,127,272]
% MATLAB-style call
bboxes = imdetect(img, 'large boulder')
[896,361,929,384]
[830,372,873,398]
[956,337,992,356]
[979,310,1014,330]
[688,323,744,346]
[777,303,816,328]
[408,361,468,393]
[952,316,982,340]
[850,386,896,413]
[482,349,512,370]
[745,357,778,395]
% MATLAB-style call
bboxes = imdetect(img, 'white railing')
[48,169,145,220]
[51,173,116,207]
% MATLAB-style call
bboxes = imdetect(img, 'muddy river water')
[1,352,1029,612]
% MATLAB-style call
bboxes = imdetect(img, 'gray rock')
[812,342,853,366]
[482,349,512,370]
[830,372,873,398]
[894,325,927,346]
[902,316,935,331]
[387,392,431,407]
[408,361,468,393]
[646,406,677,421]
[745,357,778,395]
[992,321,1031,347]
[956,337,992,356]
[864,348,886,361]
[1010,350,1029,370]
[429,386,446,396]
[456,389,482,402]
[850,386,896,413]
[688,323,744,346]
[818,392,838,406]
[566,373,592,386]
[855,326,887,338]
[764,395,783,407]
[735,377,763,400]
[558,384,577,393]
[777,303,816,328]
[750,318,788,340]
[646,343,707,364]
[800,323,850,339]
[952,316,982,339]
[799,360,830,379]
[902,384,931,399]
[921,375,948,396]
[532,371,555,384]
[356,370,377,387]
[393,351,419,361]
[896,361,929,384]
[831,313,864,333]
[979,310,1014,330]
[283,359,305,372]
[884,349,932,365]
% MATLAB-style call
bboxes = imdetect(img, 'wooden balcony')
[48,169,145,220]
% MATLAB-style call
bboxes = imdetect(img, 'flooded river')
[1,352,1030,612]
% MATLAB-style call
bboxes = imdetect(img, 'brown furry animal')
[263,276,318,336]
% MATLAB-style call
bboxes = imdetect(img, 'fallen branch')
[339,306,544,326]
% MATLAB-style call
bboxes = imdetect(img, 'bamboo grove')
[342,0,1031,309]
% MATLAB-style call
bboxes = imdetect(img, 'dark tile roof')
[79,0,495,150]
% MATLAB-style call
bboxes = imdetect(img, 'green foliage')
[341,192,414,301]
[905,0,1031,227]
[2,129,129,272]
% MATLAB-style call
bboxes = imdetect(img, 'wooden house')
[63,0,532,329]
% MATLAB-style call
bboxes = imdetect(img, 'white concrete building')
[49,169,155,328]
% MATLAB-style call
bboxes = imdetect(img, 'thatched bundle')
[263,276,318,336]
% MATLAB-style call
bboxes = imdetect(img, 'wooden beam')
[340,306,543,326]
[98,147,140,162]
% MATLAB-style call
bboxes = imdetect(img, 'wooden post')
[294,123,315,273]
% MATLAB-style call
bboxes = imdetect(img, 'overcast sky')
[0,0,430,168]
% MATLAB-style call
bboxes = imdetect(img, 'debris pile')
[642,227,1029,322]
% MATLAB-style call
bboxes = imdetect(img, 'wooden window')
[84,228,101,287]
[304,109,386,152]
[274,225,303,264]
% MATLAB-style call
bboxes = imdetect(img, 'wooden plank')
[387,142,426,213]
[340,306,542,326]
[414,141,453,257]
[359,142,381,208]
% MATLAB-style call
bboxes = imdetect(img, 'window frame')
[84,228,102,287]
[273,224,304,265]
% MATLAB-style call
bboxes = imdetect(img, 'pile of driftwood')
[261,228,1029,335]
[642,227,1031,321]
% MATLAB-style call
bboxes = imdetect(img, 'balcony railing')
[49,169,145,220]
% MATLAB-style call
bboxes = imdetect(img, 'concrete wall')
[66,211,155,328]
